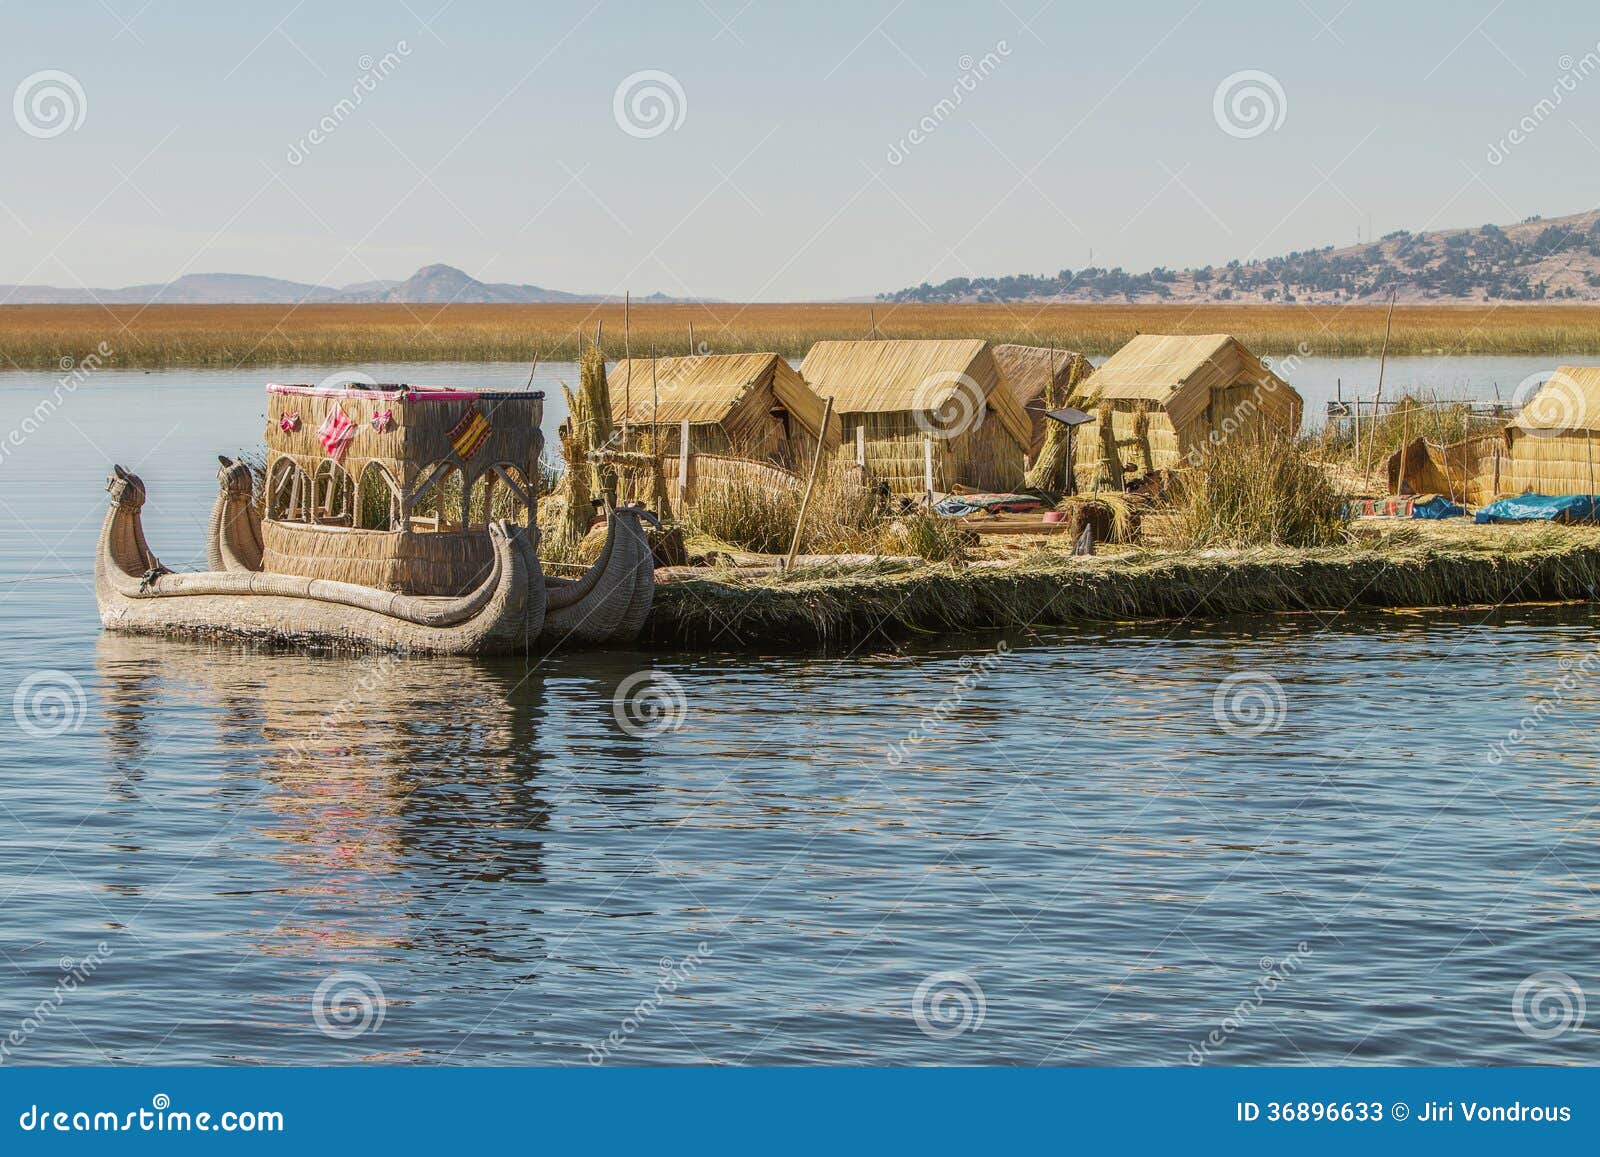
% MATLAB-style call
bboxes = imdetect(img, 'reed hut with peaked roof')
[800,339,1031,494]
[607,352,839,469]
[1075,333,1303,484]
[1491,365,1600,496]
[991,344,1092,460]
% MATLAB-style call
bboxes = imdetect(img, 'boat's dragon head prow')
[215,455,255,498]
[106,465,147,511]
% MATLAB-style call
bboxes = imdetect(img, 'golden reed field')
[4,301,1600,369]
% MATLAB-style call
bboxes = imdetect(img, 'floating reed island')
[580,329,1600,651]
[95,325,1600,655]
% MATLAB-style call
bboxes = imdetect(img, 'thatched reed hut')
[1387,435,1506,505]
[1076,334,1303,485]
[263,383,541,594]
[1489,366,1600,497]
[800,339,1031,494]
[608,352,839,468]
[991,343,1092,460]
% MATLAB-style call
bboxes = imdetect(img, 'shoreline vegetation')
[646,523,1600,649]
[5,301,1600,370]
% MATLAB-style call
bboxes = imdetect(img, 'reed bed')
[648,524,1600,649]
[8,302,1600,370]
[682,460,889,556]
[1170,431,1350,549]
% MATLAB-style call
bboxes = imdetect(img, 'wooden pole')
[1397,404,1409,494]
[923,433,935,505]
[869,308,878,339]
[677,418,690,506]
[688,321,695,356]
[1063,424,1077,497]
[786,395,834,572]
[855,424,865,467]
[1364,388,1381,488]
[1367,288,1397,487]
[1588,428,1596,500]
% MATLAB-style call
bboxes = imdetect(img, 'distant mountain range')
[882,209,1600,305]
[0,264,695,305]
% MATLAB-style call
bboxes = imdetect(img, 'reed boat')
[95,381,656,654]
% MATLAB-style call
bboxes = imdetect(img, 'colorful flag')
[318,406,356,461]
[447,406,492,460]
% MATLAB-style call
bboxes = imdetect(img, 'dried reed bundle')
[1023,356,1092,490]
[579,338,615,500]
[546,382,595,556]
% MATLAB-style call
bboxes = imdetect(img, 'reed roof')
[607,353,833,438]
[800,339,1032,447]
[1511,366,1600,434]
[991,343,1091,452]
[1087,334,1296,430]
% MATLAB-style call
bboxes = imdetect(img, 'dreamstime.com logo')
[13,70,86,138]
[912,970,986,1039]
[1512,971,1586,1040]
[1188,942,1313,1064]
[586,943,714,1064]
[613,70,687,139]
[0,341,113,472]
[612,670,688,737]
[1511,369,1588,439]
[286,43,411,165]
[311,970,387,1039]
[1212,672,1287,738]
[911,372,987,440]
[1212,70,1286,139]
[885,40,1011,165]
[13,671,87,738]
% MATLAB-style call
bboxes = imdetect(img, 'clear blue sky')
[1,0,1596,299]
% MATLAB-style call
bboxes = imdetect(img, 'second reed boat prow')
[96,380,656,654]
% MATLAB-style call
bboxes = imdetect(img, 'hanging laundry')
[279,411,301,433]
[447,406,492,460]
[372,408,394,433]
[318,406,356,462]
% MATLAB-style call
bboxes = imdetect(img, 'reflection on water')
[97,637,557,966]
[2,366,1600,1065]
[0,608,1594,1065]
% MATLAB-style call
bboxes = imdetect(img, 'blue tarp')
[1473,493,1600,524]
[1411,495,1467,520]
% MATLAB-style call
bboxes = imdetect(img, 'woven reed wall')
[945,412,1027,492]
[840,412,956,495]
[1498,429,1600,497]
[265,389,544,496]
[261,521,495,596]
[665,452,805,503]
[1387,436,1503,504]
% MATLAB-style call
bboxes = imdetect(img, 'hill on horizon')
[0,264,691,306]
[882,209,1600,305]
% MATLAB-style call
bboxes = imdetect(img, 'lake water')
[1,359,1597,1065]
